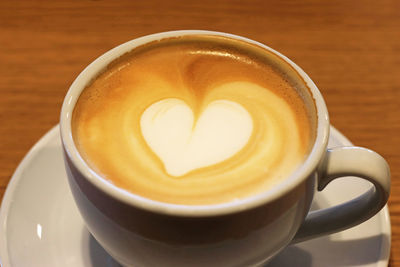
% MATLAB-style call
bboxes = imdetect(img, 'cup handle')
[292,146,390,243]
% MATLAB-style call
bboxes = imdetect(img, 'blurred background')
[0,0,399,265]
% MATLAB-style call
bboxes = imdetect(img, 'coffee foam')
[72,35,315,205]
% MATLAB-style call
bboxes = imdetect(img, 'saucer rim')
[0,124,391,267]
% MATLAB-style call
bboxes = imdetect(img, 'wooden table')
[1,0,399,265]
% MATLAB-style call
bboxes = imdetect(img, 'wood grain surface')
[1,0,399,265]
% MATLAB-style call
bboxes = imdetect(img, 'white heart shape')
[140,98,253,176]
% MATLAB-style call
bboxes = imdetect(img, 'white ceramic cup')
[60,30,391,267]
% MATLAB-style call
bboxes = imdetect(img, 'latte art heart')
[140,99,253,176]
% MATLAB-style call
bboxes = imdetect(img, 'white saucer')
[0,125,391,267]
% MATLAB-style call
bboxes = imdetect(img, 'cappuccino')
[72,35,316,205]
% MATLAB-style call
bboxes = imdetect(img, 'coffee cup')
[60,30,390,266]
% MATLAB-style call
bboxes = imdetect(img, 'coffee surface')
[72,35,315,205]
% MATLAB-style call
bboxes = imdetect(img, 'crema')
[72,35,316,205]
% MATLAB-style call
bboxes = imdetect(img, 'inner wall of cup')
[61,30,327,212]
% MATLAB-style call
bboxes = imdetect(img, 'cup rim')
[60,30,329,217]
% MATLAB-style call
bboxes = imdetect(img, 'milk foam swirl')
[72,36,313,205]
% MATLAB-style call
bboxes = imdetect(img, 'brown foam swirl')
[72,35,314,205]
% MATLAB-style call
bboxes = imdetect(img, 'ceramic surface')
[0,125,391,267]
